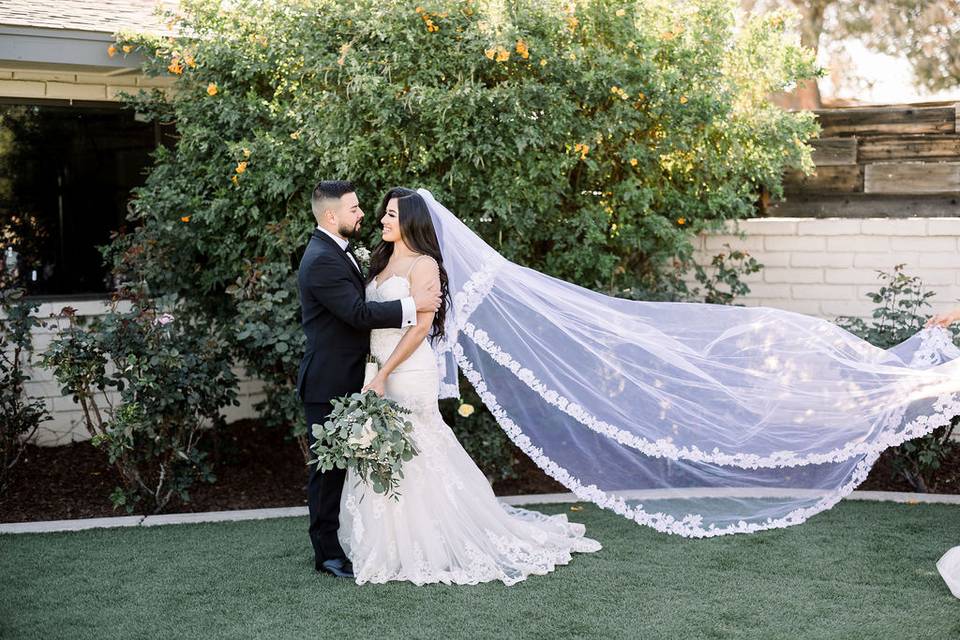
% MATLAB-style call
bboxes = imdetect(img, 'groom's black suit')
[297,228,404,564]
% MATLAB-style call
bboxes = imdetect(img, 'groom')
[297,180,441,579]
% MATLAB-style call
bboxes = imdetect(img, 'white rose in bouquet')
[310,390,418,500]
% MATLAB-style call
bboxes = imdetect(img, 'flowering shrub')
[41,294,240,513]
[0,284,50,495]
[106,0,819,460]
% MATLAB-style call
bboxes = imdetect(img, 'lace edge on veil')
[455,342,888,538]
[461,321,960,468]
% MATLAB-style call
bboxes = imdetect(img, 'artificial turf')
[1,500,957,639]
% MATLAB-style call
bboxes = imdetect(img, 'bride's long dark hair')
[367,187,451,343]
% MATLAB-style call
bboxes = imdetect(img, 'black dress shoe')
[317,558,355,579]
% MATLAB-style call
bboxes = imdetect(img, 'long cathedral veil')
[417,188,960,537]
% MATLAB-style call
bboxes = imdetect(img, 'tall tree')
[743,0,960,107]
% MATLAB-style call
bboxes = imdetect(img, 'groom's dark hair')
[312,180,355,200]
[311,180,355,217]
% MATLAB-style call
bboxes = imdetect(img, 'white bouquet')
[310,388,418,500]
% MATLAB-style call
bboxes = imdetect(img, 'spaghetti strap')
[404,254,428,277]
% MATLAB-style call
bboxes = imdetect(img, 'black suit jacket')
[296,229,404,403]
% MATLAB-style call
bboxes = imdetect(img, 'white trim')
[2,490,959,535]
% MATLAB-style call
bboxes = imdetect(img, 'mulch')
[1,419,956,523]
[0,419,565,523]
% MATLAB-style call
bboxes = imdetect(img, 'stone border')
[2,490,958,535]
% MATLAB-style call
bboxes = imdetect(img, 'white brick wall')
[10,217,959,446]
[693,217,960,319]
[8,301,263,446]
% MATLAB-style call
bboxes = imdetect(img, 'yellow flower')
[180,215,190,223]
[206,82,218,96]
[568,52,577,61]
[235,161,247,174]
[457,403,475,417]
[566,16,579,31]
[573,143,590,160]
[515,39,529,59]
[484,48,495,60]
[231,174,239,186]
[242,147,251,158]
[107,45,117,57]
[290,131,301,140]
[495,47,510,62]
[540,58,547,67]
[629,158,638,166]
[679,95,688,104]
[168,59,183,75]
[677,217,686,225]
[122,44,133,54]
[184,53,196,68]
[616,8,626,16]
[415,5,424,13]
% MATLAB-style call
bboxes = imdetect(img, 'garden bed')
[1,418,956,523]
[0,418,565,523]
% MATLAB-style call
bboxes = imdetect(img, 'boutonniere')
[353,245,371,271]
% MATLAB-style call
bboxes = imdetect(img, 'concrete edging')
[2,490,959,535]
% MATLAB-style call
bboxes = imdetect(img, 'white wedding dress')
[337,273,602,586]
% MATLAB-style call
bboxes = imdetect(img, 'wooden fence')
[774,102,960,218]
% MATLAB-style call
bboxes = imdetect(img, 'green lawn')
[1,501,957,640]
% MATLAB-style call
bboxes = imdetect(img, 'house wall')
[0,66,172,101]
[13,300,265,446]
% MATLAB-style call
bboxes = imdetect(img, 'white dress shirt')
[316,225,416,327]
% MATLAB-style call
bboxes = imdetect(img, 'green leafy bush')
[41,294,240,513]
[105,0,818,460]
[837,265,960,493]
[0,284,50,496]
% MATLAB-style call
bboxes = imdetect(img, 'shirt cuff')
[400,296,417,327]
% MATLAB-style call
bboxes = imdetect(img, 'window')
[0,100,172,298]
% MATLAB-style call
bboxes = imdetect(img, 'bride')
[338,185,959,589]
[339,187,601,586]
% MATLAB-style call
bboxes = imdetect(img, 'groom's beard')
[338,221,361,238]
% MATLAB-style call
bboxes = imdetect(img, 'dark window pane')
[0,102,166,297]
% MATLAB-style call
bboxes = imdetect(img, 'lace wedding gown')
[337,273,602,586]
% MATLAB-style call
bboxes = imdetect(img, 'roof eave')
[0,24,158,70]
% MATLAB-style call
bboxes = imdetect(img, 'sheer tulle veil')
[417,188,960,537]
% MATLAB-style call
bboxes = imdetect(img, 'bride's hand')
[361,374,386,397]
[926,310,960,328]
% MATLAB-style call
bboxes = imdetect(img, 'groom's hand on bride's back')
[411,280,442,313]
